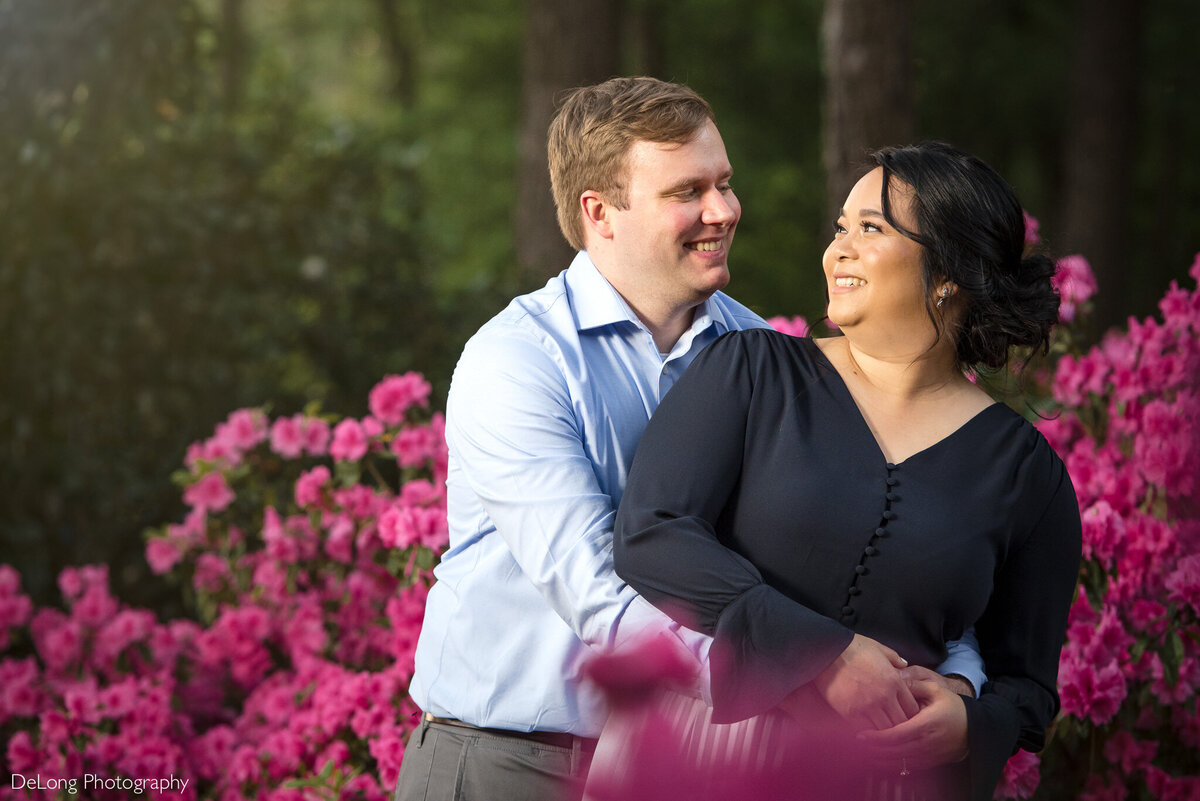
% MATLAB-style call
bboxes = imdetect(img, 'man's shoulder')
[453,274,577,386]
[709,291,772,333]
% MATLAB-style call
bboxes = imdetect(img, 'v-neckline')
[803,336,1003,467]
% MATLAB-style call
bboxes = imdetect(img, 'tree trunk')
[1057,0,1143,334]
[374,0,417,108]
[625,0,664,79]
[820,0,916,215]
[220,0,244,119]
[514,0,621,287]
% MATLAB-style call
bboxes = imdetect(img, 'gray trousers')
[393,716,594,801]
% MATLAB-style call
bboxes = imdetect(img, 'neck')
[628,295,699,353]
[839,332,963,400]
[590,250,700,353]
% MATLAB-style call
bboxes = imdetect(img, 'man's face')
[604,120,740,314]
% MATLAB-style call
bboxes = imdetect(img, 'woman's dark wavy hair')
[870,141,1059,371]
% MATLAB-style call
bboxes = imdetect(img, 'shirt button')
[842,606,855,616]
[886,492,899,501]
[887,477,899,486]
[855,565,869,575]
[875,527,888,537]
[848,587,862,596]
[865,546,879,557]
[882,510,897,520]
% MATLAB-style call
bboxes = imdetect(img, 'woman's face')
[822,167,932,336]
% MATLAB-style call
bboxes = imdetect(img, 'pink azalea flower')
[330,418,369,462]
[369,724,408,791]
[146,537,183,575]
[1058,651,1127,725]
[324,514,356,564]
[215,408,269,453]
[1128,599,1168,639]
[1101,730,1158,777]
[270,414,306,458]
[193,552,231,594]
[303,416,332,455]
[294,465,331,509]
[1053,255,1098,323]
[5,729,39,773]
[0,657,44,720]
[369,372,433,425]
[767,315,810,338]
[391,425,442,468]
[994,749,1041,799]
[183,472,236,513]
[1167,554,1200,614]
[362,415,385,440]
[1080,501,1125,569]
[1023,211,1041,246]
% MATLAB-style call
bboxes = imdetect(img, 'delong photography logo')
[10,773,191,795]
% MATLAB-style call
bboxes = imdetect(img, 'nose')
[827,230,856,259]
[701,188,738,227]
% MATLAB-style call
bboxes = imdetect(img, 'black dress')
[613,329,1082,801]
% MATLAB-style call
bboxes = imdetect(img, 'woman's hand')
[810,634,920,730]
[856,678,969,770]
[899,664,976,698]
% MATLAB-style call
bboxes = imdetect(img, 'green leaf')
[335,459,362,487]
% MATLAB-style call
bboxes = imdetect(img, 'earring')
[936,287,950,308]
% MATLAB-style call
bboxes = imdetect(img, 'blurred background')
[2,0,1198,611]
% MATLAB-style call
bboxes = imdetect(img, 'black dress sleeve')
[614,331,854,723]
[961,448,1082,800]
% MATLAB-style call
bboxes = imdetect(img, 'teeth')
[690,241,721,252]
[835,277,866,287]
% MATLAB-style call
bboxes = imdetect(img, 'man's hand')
[856,678,969,770]
[810,634,920,730]
[899,664,976,698]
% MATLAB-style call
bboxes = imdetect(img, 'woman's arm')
[862,448,1082,797]
[614,331,911,724]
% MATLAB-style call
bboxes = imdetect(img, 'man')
[395,77,982,801]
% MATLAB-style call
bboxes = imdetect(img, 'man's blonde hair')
[548,77,715,251]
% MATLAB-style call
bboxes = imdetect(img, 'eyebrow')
[660,171,734,197]
[837,207,886,218]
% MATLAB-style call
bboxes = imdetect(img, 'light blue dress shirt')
[408,251,984,737]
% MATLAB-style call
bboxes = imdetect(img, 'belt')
[423,713,598,752]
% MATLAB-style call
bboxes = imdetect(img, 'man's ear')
[581,191,614,241]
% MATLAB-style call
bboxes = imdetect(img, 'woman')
[610,142,1083,800]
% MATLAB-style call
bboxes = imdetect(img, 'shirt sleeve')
[961,457,1082,800]
[614,331,854,723]
[938,627,987,697]
[446,325,712,668]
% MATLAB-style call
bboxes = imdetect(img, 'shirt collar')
[566,250,732,340]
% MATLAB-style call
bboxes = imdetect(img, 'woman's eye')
[832,221,847,235]
[861,221,882,233]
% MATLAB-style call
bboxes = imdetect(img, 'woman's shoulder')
[704,328,826,373]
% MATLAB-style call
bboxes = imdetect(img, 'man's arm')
[935,627,985,697]
[446,326,706,656]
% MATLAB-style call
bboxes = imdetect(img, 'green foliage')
[0,0,464,609]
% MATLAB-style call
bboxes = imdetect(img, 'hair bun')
[963,253,1059,368]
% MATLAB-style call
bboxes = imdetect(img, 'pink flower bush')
[2,375,447,800]
[5,250,1198,800]
[1012,252,1200,797]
